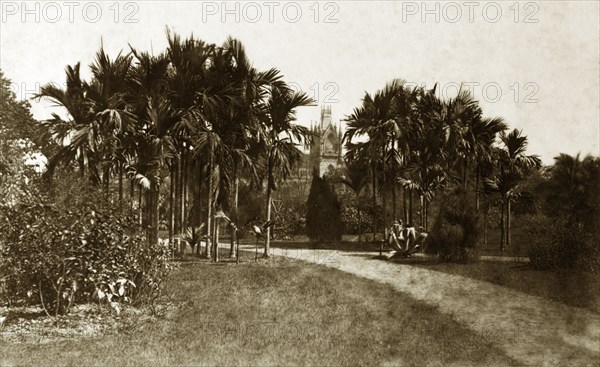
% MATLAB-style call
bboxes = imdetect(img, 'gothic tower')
[309,106,344,176]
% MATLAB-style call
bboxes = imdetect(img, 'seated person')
[387,220,406,255]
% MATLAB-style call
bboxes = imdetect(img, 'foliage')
[526,154,600,273]
[541,154,600,232]
[427,187,479,262]
[0,180,171,315]
[273,182,308,237]
[32,35,313,261]
[0,70,45,206]
[306,173,342,242]
[343,80,509,237]
[0,141,32,207]
[336,189,377,235]
[527,216,600,273]
[0,70,43,147]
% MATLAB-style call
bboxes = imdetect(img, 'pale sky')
[1,0,598,164]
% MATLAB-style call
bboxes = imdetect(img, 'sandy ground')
[262,247,600,367]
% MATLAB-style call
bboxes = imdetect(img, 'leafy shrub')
[0,187,171,315]
[527,215,600,273]
[427,188,479,262]
[273,181,308,237]
[306,174,342,242]
[337,190,376,236]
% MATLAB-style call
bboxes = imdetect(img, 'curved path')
[264,247,600,367]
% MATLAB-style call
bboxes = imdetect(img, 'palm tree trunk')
[382,185,387,231]
[204,159,213,260]
[230,167,239,258]
[152,187,160,246]
[381,149,387,234]
[180,150,187,255]
[212,200,218,262]
[118,162,123,207]
[211,163,219,262]
[264,186,272,258]
[141,184,147,230]
[475,166,480,211]
[357,203,362,245]
[129,178,134,212]
[138,184,143,228]
[144,186,159,247]
[174,155,181,254]
[372,164,377,241]
[408,189,413,226]
[420,195,424,228]
[204,191,212,259]
[213,215,219,263]
[500,200,505,255]
[403,187,408,224]
[506,199,511,253]
[196,163,203,257]
[169,162,175,249]
[483,201,488,247]
[423,200,429,231]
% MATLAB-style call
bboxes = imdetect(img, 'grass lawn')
[1,256,518,366]
[411,261,600,314]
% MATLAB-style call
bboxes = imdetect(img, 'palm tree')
[127,49,181,246]
[344,80,410,235]
[469,116,507,210]
[190,41,260,262]
[86,48,133,197]
[261,83,314,257]
[35,63,101,183]
[344,121,383,239]
[405,84,449,230]
[218,37,282,258]
[545,153,600,231]
[36,48,137,206]
[166,30,215,256]
[484,129,541,254]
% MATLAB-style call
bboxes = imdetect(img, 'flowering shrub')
[0,191,171,315]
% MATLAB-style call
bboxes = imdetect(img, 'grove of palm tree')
[3,30,596,268]
[28,31,314,263]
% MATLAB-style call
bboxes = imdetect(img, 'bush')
[427,188,479,262]
[306,174,342,242]
[527,215,600,273]
[273,181,308,237]
[336,190,377,236]
[0,186,171,315]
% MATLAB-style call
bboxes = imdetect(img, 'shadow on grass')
[409,260,600,314]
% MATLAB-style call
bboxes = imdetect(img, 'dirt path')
[265,247,600,367]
